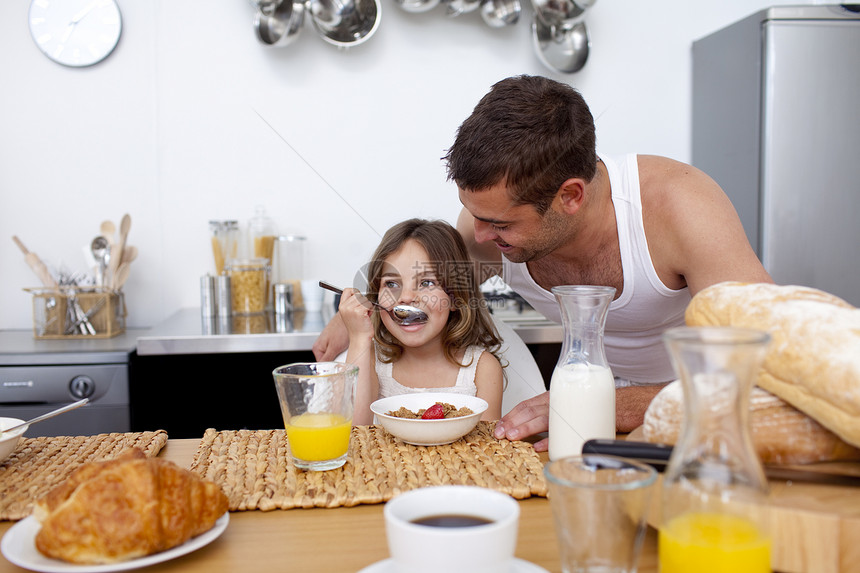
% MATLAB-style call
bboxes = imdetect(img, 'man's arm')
[311,312,349,361]
[616,384,667,433]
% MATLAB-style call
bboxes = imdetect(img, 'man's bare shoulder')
[635,154,772,295]
[636,154,728,225]
[637,155,716,199]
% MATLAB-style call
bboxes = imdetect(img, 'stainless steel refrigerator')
[692,5,860,306]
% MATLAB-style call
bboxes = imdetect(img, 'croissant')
[33,448,228,564]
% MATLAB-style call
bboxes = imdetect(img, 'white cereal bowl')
[370,393,487,446]
[0,418,28,464]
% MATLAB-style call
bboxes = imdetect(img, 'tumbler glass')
[272,362,357,471]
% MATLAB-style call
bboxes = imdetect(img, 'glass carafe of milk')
[548,285,616,461]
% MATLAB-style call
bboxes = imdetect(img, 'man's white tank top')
[501,154,690,385]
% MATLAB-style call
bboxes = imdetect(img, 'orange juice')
[286,413,351,461]
[659,512,771,573]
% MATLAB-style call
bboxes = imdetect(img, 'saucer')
[358,557,550,573]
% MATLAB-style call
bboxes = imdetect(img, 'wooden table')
[0,438,661,573]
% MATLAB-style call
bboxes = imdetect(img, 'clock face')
[28,0,122,68]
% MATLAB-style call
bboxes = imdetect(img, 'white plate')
[357,557,550,573]
[1,513,229,573]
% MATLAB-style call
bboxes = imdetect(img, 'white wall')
[0,0,813,330]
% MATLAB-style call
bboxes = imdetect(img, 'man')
[314,75,772,449]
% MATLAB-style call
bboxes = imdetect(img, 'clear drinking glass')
[209,220,239,276]
[545,454,656,573]
[659,326,772,573]
[272,362,357,471]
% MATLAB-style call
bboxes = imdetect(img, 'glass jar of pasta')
[209,220,239,276]
[226,258,269,315]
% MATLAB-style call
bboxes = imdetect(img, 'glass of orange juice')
[272,362,357,471]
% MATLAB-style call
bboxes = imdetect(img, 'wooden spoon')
[11,235,58,289]
[122,245,138,265]
[100,220,116,245]
[108,214,131,280]
[112,262,131,290]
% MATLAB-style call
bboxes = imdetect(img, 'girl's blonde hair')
[367,218,503,368]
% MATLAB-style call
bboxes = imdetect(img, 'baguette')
[684,281,860,448]
[643,381,860,465]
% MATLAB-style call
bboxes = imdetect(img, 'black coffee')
[411,514,494,528]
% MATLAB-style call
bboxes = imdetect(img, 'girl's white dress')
[375,345,485,398]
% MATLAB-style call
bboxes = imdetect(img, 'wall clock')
[28,0,122,68]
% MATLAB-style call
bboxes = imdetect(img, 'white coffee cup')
[383,485,520,573]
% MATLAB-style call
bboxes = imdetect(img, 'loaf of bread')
[684,281,860,448]
[33,448,228,564]
[643,381,860,465]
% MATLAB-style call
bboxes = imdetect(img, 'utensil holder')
[27,287,127,339]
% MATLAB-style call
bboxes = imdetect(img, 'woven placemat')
[190,422,547,511]
[0,430,168,521]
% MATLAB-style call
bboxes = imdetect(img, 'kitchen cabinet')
[129,349,315,438]
[0,329,148,437]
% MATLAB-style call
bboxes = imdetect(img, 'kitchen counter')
[135,308,332,355]
[0,328,149,365]
[135,307,562,356]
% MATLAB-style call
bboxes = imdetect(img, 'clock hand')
[60,22,78,43]
[71,0,101,23]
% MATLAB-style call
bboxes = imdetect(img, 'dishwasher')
[0,330,144,437]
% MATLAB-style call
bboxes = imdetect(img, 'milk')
[548,363,616,460]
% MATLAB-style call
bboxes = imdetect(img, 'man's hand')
[493,392,550,451]
[311,313,349,361]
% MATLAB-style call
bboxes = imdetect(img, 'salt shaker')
[273,282,293,317]
[216,274,232,317]
[200,275,217,318]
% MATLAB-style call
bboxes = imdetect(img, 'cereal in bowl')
[387,402,474,420]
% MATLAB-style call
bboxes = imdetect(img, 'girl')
[340,218,505,425]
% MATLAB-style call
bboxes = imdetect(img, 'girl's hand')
[338,288,375,344]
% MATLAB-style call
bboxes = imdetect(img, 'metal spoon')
[0,399,89,437]
[91,236,111,287]
[318,281,429,325]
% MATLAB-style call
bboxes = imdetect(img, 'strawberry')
[421,403,445,420]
